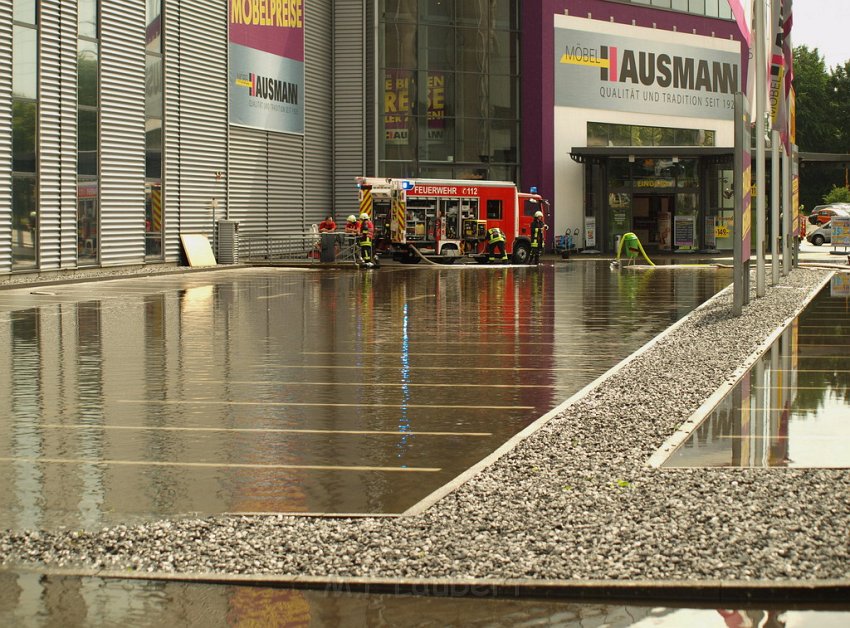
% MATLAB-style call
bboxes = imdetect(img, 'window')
[486,199,503,220]
[146,0,164,259]
[379,1,520,183]
[12,3,38,271]
[611,0,732,19]
[77,2,100,265]
[586,122,717,147]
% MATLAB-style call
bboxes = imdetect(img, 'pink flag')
[728,0,753,45]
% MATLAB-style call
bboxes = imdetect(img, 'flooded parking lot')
[0,263,731,530]
[663,275,850,468]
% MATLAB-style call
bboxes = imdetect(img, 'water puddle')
[0,264,731,529]
[663,276,850,468]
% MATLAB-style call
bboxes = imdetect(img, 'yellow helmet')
[360,212,370,221]
[346,214,357,223]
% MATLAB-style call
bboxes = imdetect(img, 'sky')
[789,0,850,69]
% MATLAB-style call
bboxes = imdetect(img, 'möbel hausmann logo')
[235,72,299,104]
[555,18,740,121]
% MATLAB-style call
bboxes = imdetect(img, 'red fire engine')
[355,177,548,264]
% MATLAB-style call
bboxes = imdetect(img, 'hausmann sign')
[229,0,305,134]
[554,15,740,121]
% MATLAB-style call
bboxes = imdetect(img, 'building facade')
[1,0,743,278]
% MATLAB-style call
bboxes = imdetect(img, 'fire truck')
[355,177,548,264]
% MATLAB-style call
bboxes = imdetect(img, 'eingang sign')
[554,15,740,121]
[229,0,305,134]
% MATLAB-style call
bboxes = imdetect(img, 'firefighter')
[345,215,359,233]
[529,210,547,265]
[358,212,377,266]
[485,226,508,263]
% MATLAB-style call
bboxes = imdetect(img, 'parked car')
[808,204,850,225]
[806,221,832,246]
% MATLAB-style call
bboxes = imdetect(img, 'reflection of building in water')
[664,284,850,468]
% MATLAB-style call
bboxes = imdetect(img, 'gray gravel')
[2,266,848,584]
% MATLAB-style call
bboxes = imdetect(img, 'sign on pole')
[734,92,752,316]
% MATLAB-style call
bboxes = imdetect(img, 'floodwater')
[663,274,850,468]
[0,263,731,531]
[2,572,848,628]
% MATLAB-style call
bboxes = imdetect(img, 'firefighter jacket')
[359,219,374,244]
[531,218,544,247]
[486,227,505,243]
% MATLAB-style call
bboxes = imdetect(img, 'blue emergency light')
[530,186,538,194]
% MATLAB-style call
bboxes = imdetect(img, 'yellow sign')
[715,225,730,238]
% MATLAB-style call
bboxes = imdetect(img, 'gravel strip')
[2,267,848,584]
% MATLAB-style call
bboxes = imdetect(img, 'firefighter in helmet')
[529,210,547,265]
[345,214,359,234]
[485,226,508,263]
[358,212,377,266]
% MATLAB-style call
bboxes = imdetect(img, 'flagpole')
[755,0,767,297]
[771,129,780,283]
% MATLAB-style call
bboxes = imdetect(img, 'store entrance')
[632,194,674,251]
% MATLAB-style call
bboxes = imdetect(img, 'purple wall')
[520,1,744,212]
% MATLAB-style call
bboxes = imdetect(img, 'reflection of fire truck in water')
[355,177,548,264]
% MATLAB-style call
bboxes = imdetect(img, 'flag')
[769,0,786,132]
[728,0,753,45]
[738,1,771,121]
[782,0,794,109]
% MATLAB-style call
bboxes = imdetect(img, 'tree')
[823,185,850,204]
[793,46,848,212]
[794,46,836,152]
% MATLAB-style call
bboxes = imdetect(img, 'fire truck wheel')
[512,241,531,264]
[400,253,421,264]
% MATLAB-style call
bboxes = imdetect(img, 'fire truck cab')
[355,177,548,264]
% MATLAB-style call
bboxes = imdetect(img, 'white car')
[806,221,832,246]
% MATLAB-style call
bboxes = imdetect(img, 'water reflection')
[0,572,847,628]
[664,280,850,468]
[0,264,730,529]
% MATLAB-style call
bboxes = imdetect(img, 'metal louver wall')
[100,0,146,266]
[163,0,229,261]
[228,128,305,239]
[332,1,367,216]
[38,0,78,270]
[304,0,333,221]
[227,126,268,241]
[0,1,11,273]
[269,133,306,234]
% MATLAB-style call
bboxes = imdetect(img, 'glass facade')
[614,0,733,19]
[145,0,163,259]
[77,1,100,265]
[12,1,38,271]
[588,122,716,148]
[380,0,520,182]
[584,122,729,252]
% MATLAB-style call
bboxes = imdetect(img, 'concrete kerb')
[403,271,748,517]
[4,567,850,605]
[647,270,836,468]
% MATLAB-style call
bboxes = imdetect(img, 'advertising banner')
[383,71,447,145]
[554,15,740,121]
[673,215,696,251]
[385,70,412,145]
[584,216,596,248]
[229,0,305,134]
[831,216,850,248]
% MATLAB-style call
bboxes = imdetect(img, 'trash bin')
[320,232,336,262]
